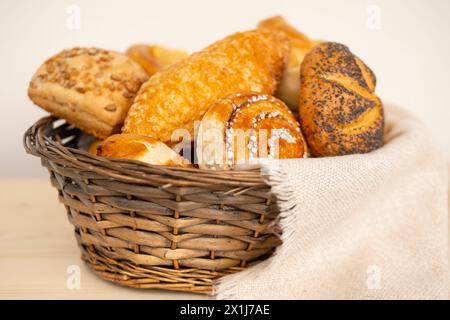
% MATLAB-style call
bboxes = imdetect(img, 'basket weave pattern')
[24,117,281,294]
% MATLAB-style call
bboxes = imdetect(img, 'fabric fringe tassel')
[215,161,300,299]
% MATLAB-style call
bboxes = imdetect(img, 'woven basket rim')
[23,116,281,294]
[24,116,267,188]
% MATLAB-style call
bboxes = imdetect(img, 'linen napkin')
[215,104,449,299]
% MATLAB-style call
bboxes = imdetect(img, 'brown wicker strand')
[23,117,281,294]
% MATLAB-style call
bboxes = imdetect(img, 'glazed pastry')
[258,16,319,110]
[196,92,307,170]
[28,47,148,139]
[125,44,188,76]
[97,134,192,167]
[299,42,384,157]
[122,30,290,144]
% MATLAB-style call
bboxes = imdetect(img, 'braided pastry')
[299,42,384,156]
[197,92,307,170]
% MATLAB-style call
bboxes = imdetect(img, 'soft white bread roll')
[28,47,148,139]
[97,134,192,167]
[197,92,307,170]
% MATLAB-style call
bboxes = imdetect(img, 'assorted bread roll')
[28,47,148,139]
[299,42,384,156]
[197,92,307,169]
[258,16,319,111]
[125,44,188,76]
[97,134,192,167]
[87,139,102,155]
[27,16,385,168]
[122,30,290,143]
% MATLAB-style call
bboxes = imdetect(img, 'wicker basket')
[23,116,281,294]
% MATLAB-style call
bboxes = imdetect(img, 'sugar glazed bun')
[28,47,148,139]
[125,44,188,76]
[299,42,384,156]
[123,30,290,144]
[97,134,192,167]
[197,92,307,170]
[258,16,319,111]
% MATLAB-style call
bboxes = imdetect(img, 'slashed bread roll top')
[122,30,291,144]
[28,47,148,139]
[299,42,384,157]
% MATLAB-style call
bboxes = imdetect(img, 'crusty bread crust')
[97,134,192,167]
[28,47,148,139]
[299,42,384,156]
[258,16,312,49]
[125,44,188,76]
[122,30,290,143]
[197,92,307,169]
[258,16,319,111]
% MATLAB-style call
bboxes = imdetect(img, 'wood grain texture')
[0,179,209,300]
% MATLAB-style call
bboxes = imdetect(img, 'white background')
[0,0,449,177]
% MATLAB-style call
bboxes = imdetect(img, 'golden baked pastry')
[122,30,290,144]
[258,16,319,110]
[28,47,148,139]
[197,92,307,169]
[97,134,192,167]
[125,44,188,76]
[299,42,384,157]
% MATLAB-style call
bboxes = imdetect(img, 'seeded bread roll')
[97,134,192,167]
[299,42,384,156]
[122,30,290,144]
[28,47,148,139]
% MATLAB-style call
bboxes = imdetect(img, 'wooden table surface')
[0,179,210,300]
[2,176,449,299]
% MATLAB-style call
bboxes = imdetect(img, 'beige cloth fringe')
[215,105,449,299]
